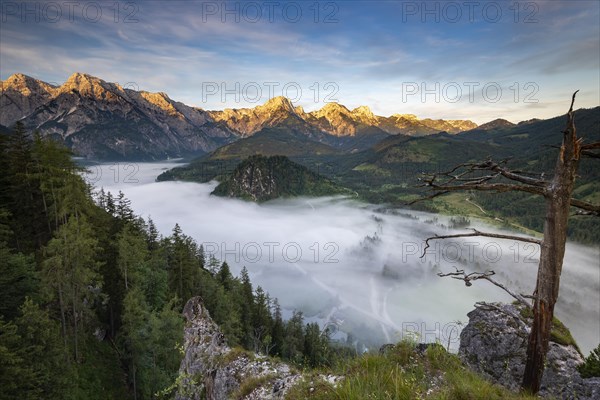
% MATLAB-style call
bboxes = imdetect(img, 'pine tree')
[121,288,152,400]
[283,311,304,362]
[146,217,160,252]
[0,242,38,320]
[217,261,234,291]
[41,215,101,361]
[252,286,273,354]
[0,298,69,400]
[271,298,285,356]
[304,322,328,367]
[238,267,255,348]
[167,225,200,303]
[3,121,44,251]
[117,223,149,290]
[116,191,134,222]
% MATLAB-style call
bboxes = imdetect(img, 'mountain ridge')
[2,72,479,160]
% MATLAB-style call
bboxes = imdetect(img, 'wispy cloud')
[1,0,598,122]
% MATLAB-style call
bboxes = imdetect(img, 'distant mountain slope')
[465,118,516,133]
[209,97,477,140]
[157,128,340,183]
[2,73,478,159]
[1,73,237,160]
[209,127,338,160]
[460,107,600,154]
[211,155,349,201]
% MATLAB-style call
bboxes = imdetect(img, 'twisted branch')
[420,228,541,258]
[438,267,532,307]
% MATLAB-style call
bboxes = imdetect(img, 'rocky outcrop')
[176,297,303,400]
[459,302,600,399]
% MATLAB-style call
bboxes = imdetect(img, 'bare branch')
[580,142,600,159]
[438,267,532,307]
[492,166,548,187]
[421,228,541,258]
[581,142,600,151]
[406,190,448,205]
[569,198,600,216]
[581,150,600,159]
[424,182,546,196]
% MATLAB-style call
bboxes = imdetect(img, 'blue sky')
[1,0,599,123]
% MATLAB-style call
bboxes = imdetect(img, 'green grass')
[352,163,392,176]
[284,341,537,400]
[233,373,277,399]
[216,346,256,366]
[518,307,580,352]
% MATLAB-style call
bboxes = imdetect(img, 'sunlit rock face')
[1,73,479,159]
[0,73,237,160]
[0,73,58,126]
[209,96,303,136]
[459,302,600,399]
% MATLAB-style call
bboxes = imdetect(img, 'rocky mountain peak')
[319,102,350,114]
[2,73,56,95]
[64,72,96,85]
[2,71,481,158]
[0,73,59,126]
[60,72,116,97]
[3,73,33,87]
[352,105,378,124]
[262,96,295,113]
[352,105,374,117]
[391,113,418,121]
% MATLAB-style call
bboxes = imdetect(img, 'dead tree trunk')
[522,92,581,393]
[413,91,600,395]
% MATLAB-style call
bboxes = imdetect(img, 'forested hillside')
[0,123,344,399]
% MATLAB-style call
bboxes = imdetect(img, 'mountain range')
[1,73,478,160]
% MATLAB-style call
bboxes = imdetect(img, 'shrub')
[579,344,600,378]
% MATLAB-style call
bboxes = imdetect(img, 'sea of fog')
[83,161,600,354]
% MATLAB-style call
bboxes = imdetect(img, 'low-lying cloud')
[85,162,600,354]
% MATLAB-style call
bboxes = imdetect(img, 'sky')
[1,0,599,124]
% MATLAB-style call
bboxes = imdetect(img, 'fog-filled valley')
[85,161,600,355]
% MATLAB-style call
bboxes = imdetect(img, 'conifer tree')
[41,215,101,361]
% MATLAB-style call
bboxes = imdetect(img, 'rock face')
[2,73,478,159]
[1,73,237,160]
[176,297,302,400]
[459,302,600,399]
[210,96,477,139]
